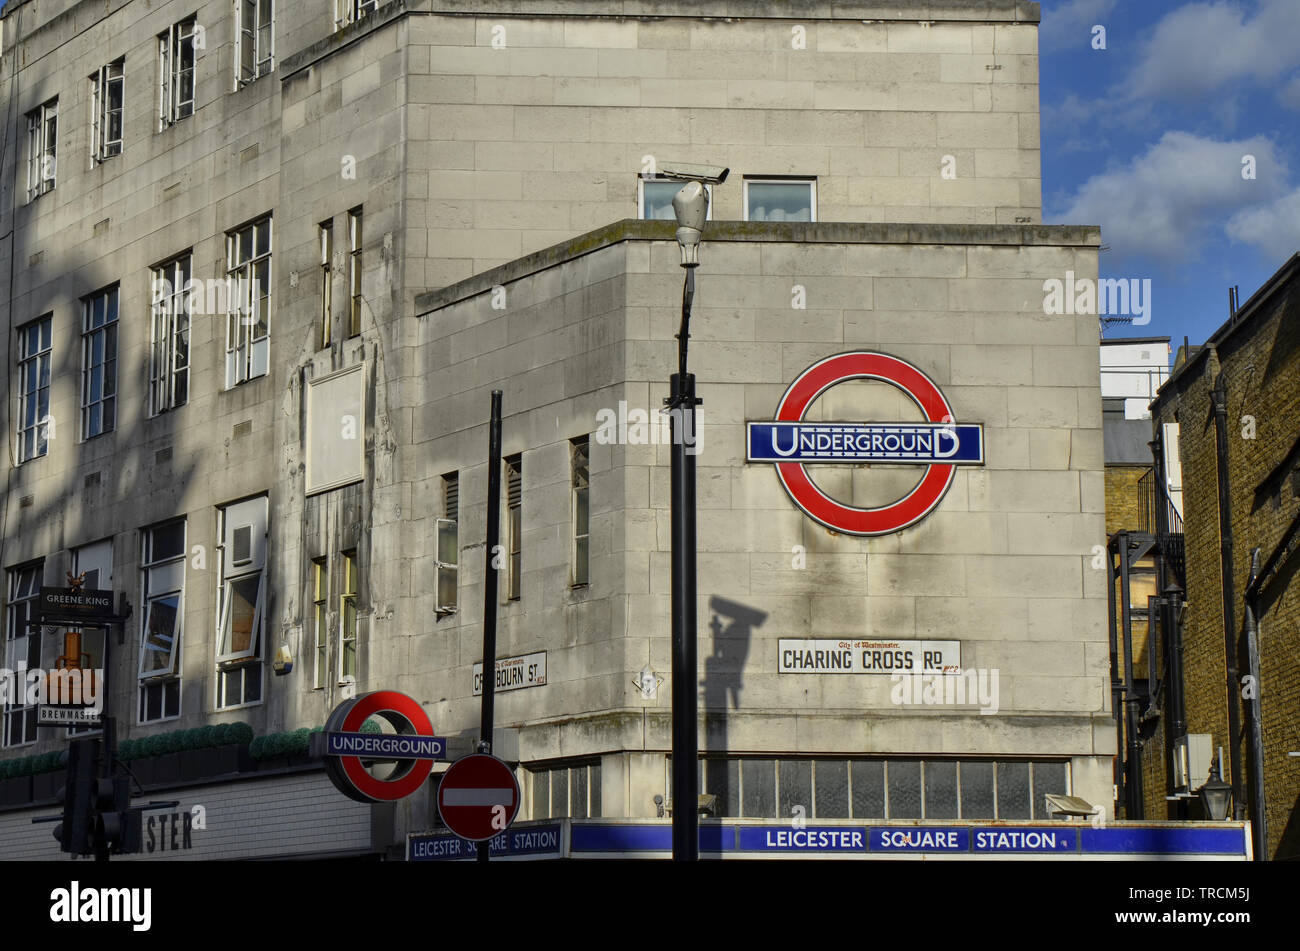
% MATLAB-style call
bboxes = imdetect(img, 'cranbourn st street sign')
[748,351,984,535]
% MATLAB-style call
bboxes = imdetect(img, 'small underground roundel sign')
[747,351,984,536]
[319,690,447,803]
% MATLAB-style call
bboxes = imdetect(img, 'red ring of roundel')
[338,690,436,802]
[774,351,956,536]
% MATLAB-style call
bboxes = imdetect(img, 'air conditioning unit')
[1173,734,1212,793]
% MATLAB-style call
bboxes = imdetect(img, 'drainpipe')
[1243,548,1267,859]
[1210,367,1244,819]
[1119,533,1144,818]
[1106,537,1124,808]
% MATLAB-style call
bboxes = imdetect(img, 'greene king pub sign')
[748,352,983,536]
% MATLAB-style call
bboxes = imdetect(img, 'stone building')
[0,0,1123,859]
[1145,254,1300,860]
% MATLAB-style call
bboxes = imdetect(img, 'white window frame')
[339,550,358,685]
[150,254,192,415]
[216,497,268,710]
[235,0,275,88]
[81,285,119,440]
[16,315,53,465]
[335,0,379,31]
[312,558,328,689]
[158,17,197,130]
[25,99,57,201]
[225,215,272,388]
[638,176,713,222]
[3,562,44,748]
[90,59,125,164]
[742,177,818,223]
[139,520,185,724]
[571,438,589,587]
[319,221,333,348]
[348,207,363,337]
[505,455,522,602]
[436,474,458,616]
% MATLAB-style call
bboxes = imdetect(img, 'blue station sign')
[747,422,984,465]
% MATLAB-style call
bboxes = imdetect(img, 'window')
[158,17,197,129]
[217,497,267,708]
[530,761,601,819]
[436,474,458,615]
[339,551,357,683]
[3,562,44,747]
[26,99,57,201]
[236,0,274,87]
[335,0,379,31]
[16,316,52,464]
[225,215,272,387]
[348,208,363,337]
[150,254,192,414]
[312,558,328,689]
[696,757,1069,819]
[319,221,332,348]
[743,178,816,222]
[139,520,186,723]
[505,455,522,601]
[81,285,119,440]
[90,60,125,163]
[571,438,589,587]
[639,177,712,221]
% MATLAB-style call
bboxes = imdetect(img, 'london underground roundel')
[747,351,984,536]
[321,690,447,804]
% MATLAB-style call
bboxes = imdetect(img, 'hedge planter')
[31,770,63,802]
[0,776,31,806]
[197,743,252,777]
[150,752,182,787]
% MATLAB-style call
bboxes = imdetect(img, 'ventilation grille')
[155,447,172,465]
[233,420,252,439]
[506,458,522,507]
[84,471,101,488]
[232,525,252,566]
[444,475,458,520]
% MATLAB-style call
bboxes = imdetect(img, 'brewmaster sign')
[748,352,983,535]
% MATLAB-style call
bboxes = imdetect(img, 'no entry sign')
[437,753,521,842]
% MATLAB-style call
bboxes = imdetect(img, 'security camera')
[654,162,730,185]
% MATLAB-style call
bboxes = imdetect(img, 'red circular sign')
[328,691,436,803]
[774,351,956,536]
[437,754,521,842]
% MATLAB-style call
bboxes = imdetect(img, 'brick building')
[1145,254,1300,860]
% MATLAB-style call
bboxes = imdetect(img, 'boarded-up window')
[306,365,365,494]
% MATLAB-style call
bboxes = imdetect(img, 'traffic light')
[53,738,98,855]
[94,774,142,854]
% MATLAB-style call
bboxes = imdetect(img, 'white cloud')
[1226,186,1300,258]
[1125,0,1300,102]
[1039,0,1118,52]
[1050,131,1288,263]
[1279,74,1300,111]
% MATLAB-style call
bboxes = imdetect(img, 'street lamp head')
[672,180,709,268]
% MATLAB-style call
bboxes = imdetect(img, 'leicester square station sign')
[748,352,984,535]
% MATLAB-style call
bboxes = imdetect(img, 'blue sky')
[1040,0,1300,346]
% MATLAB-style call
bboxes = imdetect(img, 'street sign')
[472,651,546,696]
[317,691,446,803]
[437,753,520,842]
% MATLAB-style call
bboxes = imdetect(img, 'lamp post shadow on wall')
[659,163,728,862]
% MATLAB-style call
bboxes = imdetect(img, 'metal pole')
[1211,372,1244,817]
[1119,533,1144,818]
[1244,549,1267,859]
[1105,538,1123,807]
[477,389,503,863]
[669,266,699,861]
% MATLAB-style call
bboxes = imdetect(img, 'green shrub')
[285,728,312,756]
[228,722,253,745]
[192,725,218,750]
[248,736,267,759]
[118,739,136,761]
[360,719,382,734]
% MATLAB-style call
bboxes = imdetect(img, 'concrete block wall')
[404,3,1043,293]
[414,221,1110,813]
